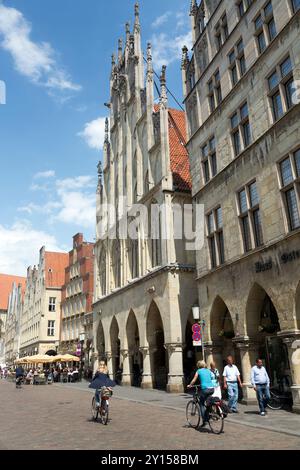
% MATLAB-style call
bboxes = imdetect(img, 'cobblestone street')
[1,380,300,450]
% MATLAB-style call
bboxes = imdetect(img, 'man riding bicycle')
[187,360,215,427]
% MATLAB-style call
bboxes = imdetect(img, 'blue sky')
[0,0,192,275]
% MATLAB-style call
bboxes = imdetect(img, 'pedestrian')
[223,355,242,413]
[187,361,215,427]
[210,362,222,399]
[251,358,270,416]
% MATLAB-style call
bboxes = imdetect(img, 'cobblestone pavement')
[1,380,300,450]
[54,381,300,438]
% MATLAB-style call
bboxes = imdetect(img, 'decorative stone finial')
[160,65,168,105]
[190,0,198,16]
[181,45,189,70]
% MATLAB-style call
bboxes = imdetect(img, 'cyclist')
[15,365,24,388]
[89,360,113,408]
[187,360,214,427]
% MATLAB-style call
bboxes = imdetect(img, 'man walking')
[251,358,270,416]
[223,355,242,413]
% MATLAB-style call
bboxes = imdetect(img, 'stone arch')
[210,296,237,372]
[245,283,290,388]
[126,310,142,386]
[96,320,105,359]
[245,283,280,339]
[146,301,168,390]
[110,316,121,380]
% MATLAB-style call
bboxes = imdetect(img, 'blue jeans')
[95,389,101,405]
[227,382,239,411]
[199,388,214,423]
[256,384,270,413]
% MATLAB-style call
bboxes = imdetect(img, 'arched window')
[128,238,139,279]
[144,170,150,195]
[112,240,121,288]
[98,248,107,296]
[150,201,162,268]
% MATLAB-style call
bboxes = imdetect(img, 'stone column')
[166,343,184,393]
[204,342,223,373]
[140,347,153,389]
[120,349,132,386]
[282,333,300,413]
[234,337,257,404]
[105,351,114,378]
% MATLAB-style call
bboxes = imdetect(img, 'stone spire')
[160,65,168,107]
[181,46,189,70]
[146,42,153,80]
[97,161,103,192]
[118,38,123,62]
[134,2,140,32]
[104,117,109,144]
[190,0,198,16]
[125,22,130,42]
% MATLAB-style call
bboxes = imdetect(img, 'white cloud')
[78,117,106,151]
[55,191,95,228]
[0,4,81,96]
[0,221,62,276]
[18,175,96,230]
[152,12,171,29]
[151,31,193,69]
[33,170,56,179]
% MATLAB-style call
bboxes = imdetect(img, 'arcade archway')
[110,317,121,381]
[146,301,168,390]
[126,310,142,387]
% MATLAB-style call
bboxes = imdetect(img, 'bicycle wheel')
[91,397,99,421]
[186,400,201,429]
[101,400,109,425]
[208,405,224,435]
[267,392,282,410]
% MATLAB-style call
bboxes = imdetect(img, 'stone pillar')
[282,334,300,413]
[106,351,114,378]
[140,347,153,389]
[92,353,99,374]
[204,342,223,374]
[120,349,132,386]
[234,337,257,404]
[166,343,184,393]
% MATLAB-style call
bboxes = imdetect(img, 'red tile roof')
[153,105,191,192]
[0,274,26,311]
[168,108,192,192]
[45,252,69,288]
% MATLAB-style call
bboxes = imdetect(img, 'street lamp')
[192,306,200,321]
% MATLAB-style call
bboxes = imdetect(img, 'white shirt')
[223,364,240,382]
[251,365,270,387]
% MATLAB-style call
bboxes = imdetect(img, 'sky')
[0,0,192,276]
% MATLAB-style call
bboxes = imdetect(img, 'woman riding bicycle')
[187,360,214,427]
[89,359,114,408]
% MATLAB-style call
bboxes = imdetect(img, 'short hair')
[256,358,263,363]
[197,360,207,369]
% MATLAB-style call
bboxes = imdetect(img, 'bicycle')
[186,385,225,434]
[91,387,112,425]
[267,388,293,410]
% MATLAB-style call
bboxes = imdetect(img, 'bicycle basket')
[219,400,229,418]
[101,388,112,398]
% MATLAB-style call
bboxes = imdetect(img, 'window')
[201,136,217,183]
[207,70,222,112]
[238,181,263,252]
[214,13,229,51]
[278,152,300,231]
[237,0,253,18]
[292,0,300,13]
[47,320,55,337]
[231,102,251,156]
[268,56,295,122]
[254,2,276,55]
[228,39,246,88]
[207,207,225,268]
[48,297,56,312]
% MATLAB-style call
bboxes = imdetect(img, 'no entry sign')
[192,323,202,347]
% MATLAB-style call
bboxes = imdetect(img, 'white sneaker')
[260,412,265,416]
